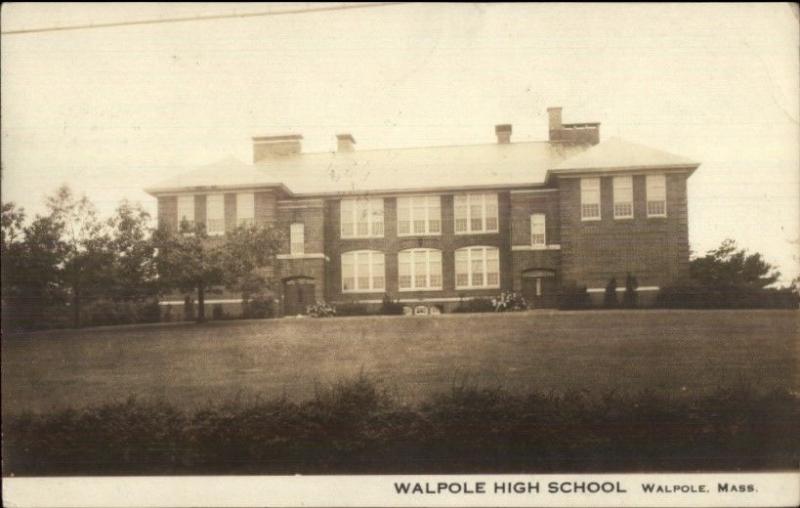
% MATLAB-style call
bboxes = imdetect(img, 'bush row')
[4,377,798,476]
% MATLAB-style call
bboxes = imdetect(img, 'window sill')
[646,214,668,219]
[613,216,634,220]
[455,285,501,291]
[341,289,387,294]
[340,235,385,240]
[397,233,442,238]
[454,230,499,236]
[512,245,561,251]
[398,287,444,292]
[580,217,601,222]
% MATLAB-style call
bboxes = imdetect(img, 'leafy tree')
[1,203,67,329]
[46,185,116,327]
[690,239,781,290]
[107,201,158,301]
[153,221,282,322]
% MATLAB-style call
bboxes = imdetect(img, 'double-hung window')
[455,246,500,289]
[206,194,225,236]
[646,174,667,217]
[454,193,498,234]
[340,198,384,238]
[236,192,255,227]
[341,251,385,292]
[580,178,601,221]
[398,249,442,290]
[397,195,441,235]
[177,195,195,230]
[290,223,304,255]
[530,214,546,247]
[613,176,633,219]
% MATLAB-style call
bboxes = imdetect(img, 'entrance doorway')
[283,277,316,315]
[521,269,557,308]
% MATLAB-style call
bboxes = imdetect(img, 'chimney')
[546,107,600,145]
[495,124,512,144]
[252,134,303,163]
[547,107,563,135]
[336,133,356,152]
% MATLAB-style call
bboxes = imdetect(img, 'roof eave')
[545,163,700,183]
[144,182,293,197]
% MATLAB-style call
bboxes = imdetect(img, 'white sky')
[2,3,798,283]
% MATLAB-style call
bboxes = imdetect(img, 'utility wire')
[1,2,407,36]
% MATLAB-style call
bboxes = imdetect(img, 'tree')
[153,221,282,322]
[1,202,67,330]
[46,186,116,327]
[690,239,781,290]
[107,201,158,301]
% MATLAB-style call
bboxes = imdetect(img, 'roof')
[144,137,699,197]
[550,137,699,173]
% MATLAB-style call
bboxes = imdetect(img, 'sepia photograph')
[1,3,799,507]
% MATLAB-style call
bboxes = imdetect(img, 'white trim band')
[511,244,561,251]
[277,253,329,261]
[586,286,660,293]
[158,298,244,306]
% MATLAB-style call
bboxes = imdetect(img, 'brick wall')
[157,196,177,230]
[558,172,691,289]
[324,192,513,303]
[509,190,561,246]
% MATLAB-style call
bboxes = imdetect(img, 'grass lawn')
[2,309,797,415]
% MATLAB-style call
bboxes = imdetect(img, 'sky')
[2,3,798,283]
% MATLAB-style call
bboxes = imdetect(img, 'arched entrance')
[283,276,316,316]
[521,269,557,308]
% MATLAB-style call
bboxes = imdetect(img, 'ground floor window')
[398,248,442,290]
[341,250,385,292]
[455,246,500,289]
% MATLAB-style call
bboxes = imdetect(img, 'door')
[283,277,316,315]
[521,269,557,308]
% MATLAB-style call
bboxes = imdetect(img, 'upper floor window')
[290,223,304,255]
[177,195,195,229]
[454,193,498,234]
[397,195,441,236]
[341,250,385,292]
[206,194,225,236]
[613,176,633,219]
[340,198,384,238]
[580,178,601,221]
[398,248,442,291]
[455,246,500,289]
[237,192,255,227]
[646,174,667,217]
[531,214,546,247]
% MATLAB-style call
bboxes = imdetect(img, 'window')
[531,214,546,247]
[455,246,500,289]
[237,192,255,227]
[580,178,601,220]
[290,223,304,255]
[398,249,442,290]
[177,195,195,229]
[646,174,667,217]
[613,176,633,219]
[397,195,441,236]
[341,251,385,292]
[340,198,384,238]
[454,193,499,233]
[206,194,225,235]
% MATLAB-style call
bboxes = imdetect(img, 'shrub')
[492,291,527,312]
[603,277,618,308]
[558,283,590,310]
[244,294,274,319]
[335,302,370,316]
[211,304,225,320]
[380,294,404,315]
[623,273,639,309]
[4,380,799,476]
[307,300,336,318]
[454,297,495,313]
[657,285,799,309]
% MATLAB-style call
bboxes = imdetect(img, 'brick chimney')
[495,124,512,144]
[336,133,356,152]
[252,134,303,163]
[547,107,600,145]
